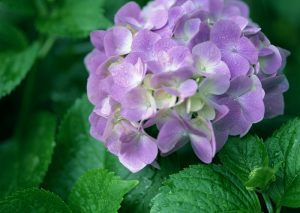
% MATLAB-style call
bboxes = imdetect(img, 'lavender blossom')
[86,0,289,172]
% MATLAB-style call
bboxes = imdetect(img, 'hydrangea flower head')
[85,0,289,172]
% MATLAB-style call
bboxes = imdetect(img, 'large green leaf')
[218,136,276,190]
[0,112,56,199]
[151,165,261,213]
[42,96,108,200]
[266,118,300,208]
[0,188,71,213]
[36,0,111,38]
[0,43,39,98]
[68,169,138,213]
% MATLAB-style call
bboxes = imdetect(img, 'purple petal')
[217,75,265,136]
[260,45,282,75]
[190,134,214,163]
[237,37,258,64]
[109,59,145,90]
[228,16,248,30]
[153,38,178,53]
[224,0,249,17]
[189,23,210,49]
[114,2,143,27]
[193,41,221,66]
[90,30,106,51]
[175,18,201,43]
[121,87,156,121]
[177,79,198,98]
[143,7,168,30]
[87,74,108,105]
[89,112,108,141]
[222,51,250,78]
[84,49,107,73]
[166,46,193,71]
[104,26,133,57]
[157,117,188,153]
[211,20,241,48]
[262,75,289,118]
[213,123,229,151]
[119,132,158,173]
[132,30,161,60]
[199,63,230,96]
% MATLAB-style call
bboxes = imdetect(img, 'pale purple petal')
[177,79,198,98]
[157,117,188,153]
[90,30,106,51]
[190,134,214,163]
[89,112,108,141]
[84,49,107,73]
[104,26,133,56]
[260,45,282,75]
[114,2,143,26]
[119,132,158,172]
[132,30,161,59]
[174,18,201,43]
[121,87,156,121]
[192,41,221,66]
[109,59,145,90]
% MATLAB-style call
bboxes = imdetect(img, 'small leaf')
[0,188,71,213]
[244,167,277,190]
[218,135,275,189]
[151,164,261,213]
[68,169,138,213]
[36,0,111,38]
[0,112,56,199]
[0,42,39,98]
[266,118,300,208]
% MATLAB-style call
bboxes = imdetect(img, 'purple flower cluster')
[85,0,289,172]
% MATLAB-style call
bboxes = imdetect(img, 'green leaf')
[218,135,276,189]
[0,21,28,51]
[244,167,277,190]
[36,0,111,38]
[68,169,138,213]
[0,188,71,213]
[120,155,181,213]
[151,165,261,213]
[42,96,108,200]
[0,42,39,98]
[266,118,300,208]
[0,0,35,16]
[0,112,56,199]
